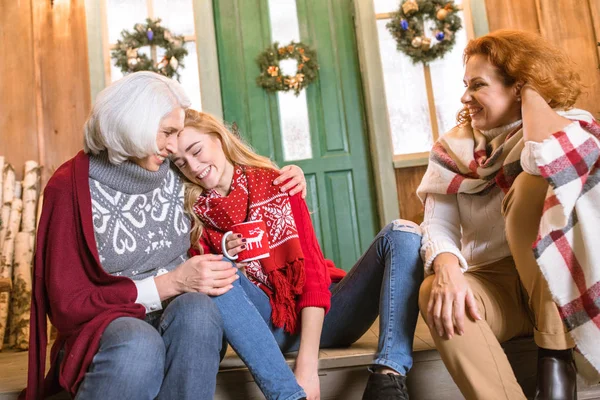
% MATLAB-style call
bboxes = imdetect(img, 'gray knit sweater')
[89,152,191,280]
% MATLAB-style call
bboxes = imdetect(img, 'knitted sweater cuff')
[422,240,469,276]
[297,290,331,315]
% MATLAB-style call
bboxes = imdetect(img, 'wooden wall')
[395,165,427,224]
[0,0,91,182]
[484,0,600,118]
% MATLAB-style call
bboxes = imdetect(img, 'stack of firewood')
[0,157,42,351]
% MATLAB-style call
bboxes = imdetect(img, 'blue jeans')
[231,221,423,375]
[211,272,307,400]
[75,292,223,400]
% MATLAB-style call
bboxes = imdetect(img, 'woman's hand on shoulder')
[274,164,307,198]
[427,253,481,339]
[166,254,238,297]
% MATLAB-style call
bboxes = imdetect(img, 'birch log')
[9,232,34,350]
[21,161,41,234]
[0,157,4,211]
[0,182,22,349]
[0,165,15,253]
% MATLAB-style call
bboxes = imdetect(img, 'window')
[373,0,472,164]
[266,0,313,161]
[102,0,202,110]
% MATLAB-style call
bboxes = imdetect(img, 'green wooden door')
[213,0,378,270]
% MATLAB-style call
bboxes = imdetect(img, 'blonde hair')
[183,109,277,249]
[457,30,582,126]
[84,71,191,164]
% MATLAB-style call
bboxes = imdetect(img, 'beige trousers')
[418,173,575,400]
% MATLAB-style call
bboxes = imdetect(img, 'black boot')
[534,348,577,400]
[362,372,409,400]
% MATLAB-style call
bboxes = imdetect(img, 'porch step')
[1,318,599,399]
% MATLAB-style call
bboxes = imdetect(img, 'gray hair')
[84,71,191,164]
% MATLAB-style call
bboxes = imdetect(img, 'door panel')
[214,0,379,270]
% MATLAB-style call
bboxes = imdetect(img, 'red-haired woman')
[418,29,599,399]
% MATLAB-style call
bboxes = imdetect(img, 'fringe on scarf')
[267,259,305,333]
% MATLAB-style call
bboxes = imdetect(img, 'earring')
[516,96,521,102]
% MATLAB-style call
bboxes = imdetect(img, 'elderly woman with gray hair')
[24,71,308,400]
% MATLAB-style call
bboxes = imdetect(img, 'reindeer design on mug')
[245,227,265,250]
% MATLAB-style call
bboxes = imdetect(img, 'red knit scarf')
[193,166,305,333]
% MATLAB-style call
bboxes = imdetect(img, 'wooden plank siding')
[484,0,600,118]
[0,0,39,181]
[0,0,91,183]
[535,0,600,118]
[395,166,427,224]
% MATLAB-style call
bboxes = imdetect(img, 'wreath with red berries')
[256,41,319,96]
[387,0,462,64]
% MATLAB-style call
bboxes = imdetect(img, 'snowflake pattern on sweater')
[90,165,190,279]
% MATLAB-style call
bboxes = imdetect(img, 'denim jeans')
[232,221,423,375]
[75,292,223,400]
[211,272,307,400]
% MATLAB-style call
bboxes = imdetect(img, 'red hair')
[457,30,582,125]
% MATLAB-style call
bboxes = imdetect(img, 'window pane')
[152,0,196,37]
[374,0,401,14]
[178,43,202,110]
[429,1,467,135]
[377,19,433,155]
[269,0,300,43]
[268,0,312,161]
[106,0,148,44]
[278,91,312,161]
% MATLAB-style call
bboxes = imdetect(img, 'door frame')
[353,0,399,227]
[84,0,399,226]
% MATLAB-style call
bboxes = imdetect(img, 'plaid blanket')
[417,109,600,375]
[532,119,600,375]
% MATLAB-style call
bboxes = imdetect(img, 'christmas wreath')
[111,18,188,81]
[387,0,462,64]
[256,41,319,96]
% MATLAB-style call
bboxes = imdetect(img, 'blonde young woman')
[168,110,424,400]
[417,30,598,400]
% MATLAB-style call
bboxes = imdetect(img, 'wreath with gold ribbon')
[387,0,462,64]
[111,18,188,81]
[256,41,319,96]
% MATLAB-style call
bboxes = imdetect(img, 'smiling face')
[169,126,235,195]
[131,107,185,171]
[461,54,522,131]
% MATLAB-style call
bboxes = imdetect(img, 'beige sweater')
[420,120,529,275]
[419,109,594,275]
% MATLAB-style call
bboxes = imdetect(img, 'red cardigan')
[23,151,146,399]
[195,193,346,315]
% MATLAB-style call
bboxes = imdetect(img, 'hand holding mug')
[221,220,270,262]
[225,233,247,259]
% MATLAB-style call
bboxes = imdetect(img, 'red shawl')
[23,151,145,399]
[193,166,305,333]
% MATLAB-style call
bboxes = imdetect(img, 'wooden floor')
[1,317,599,399]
